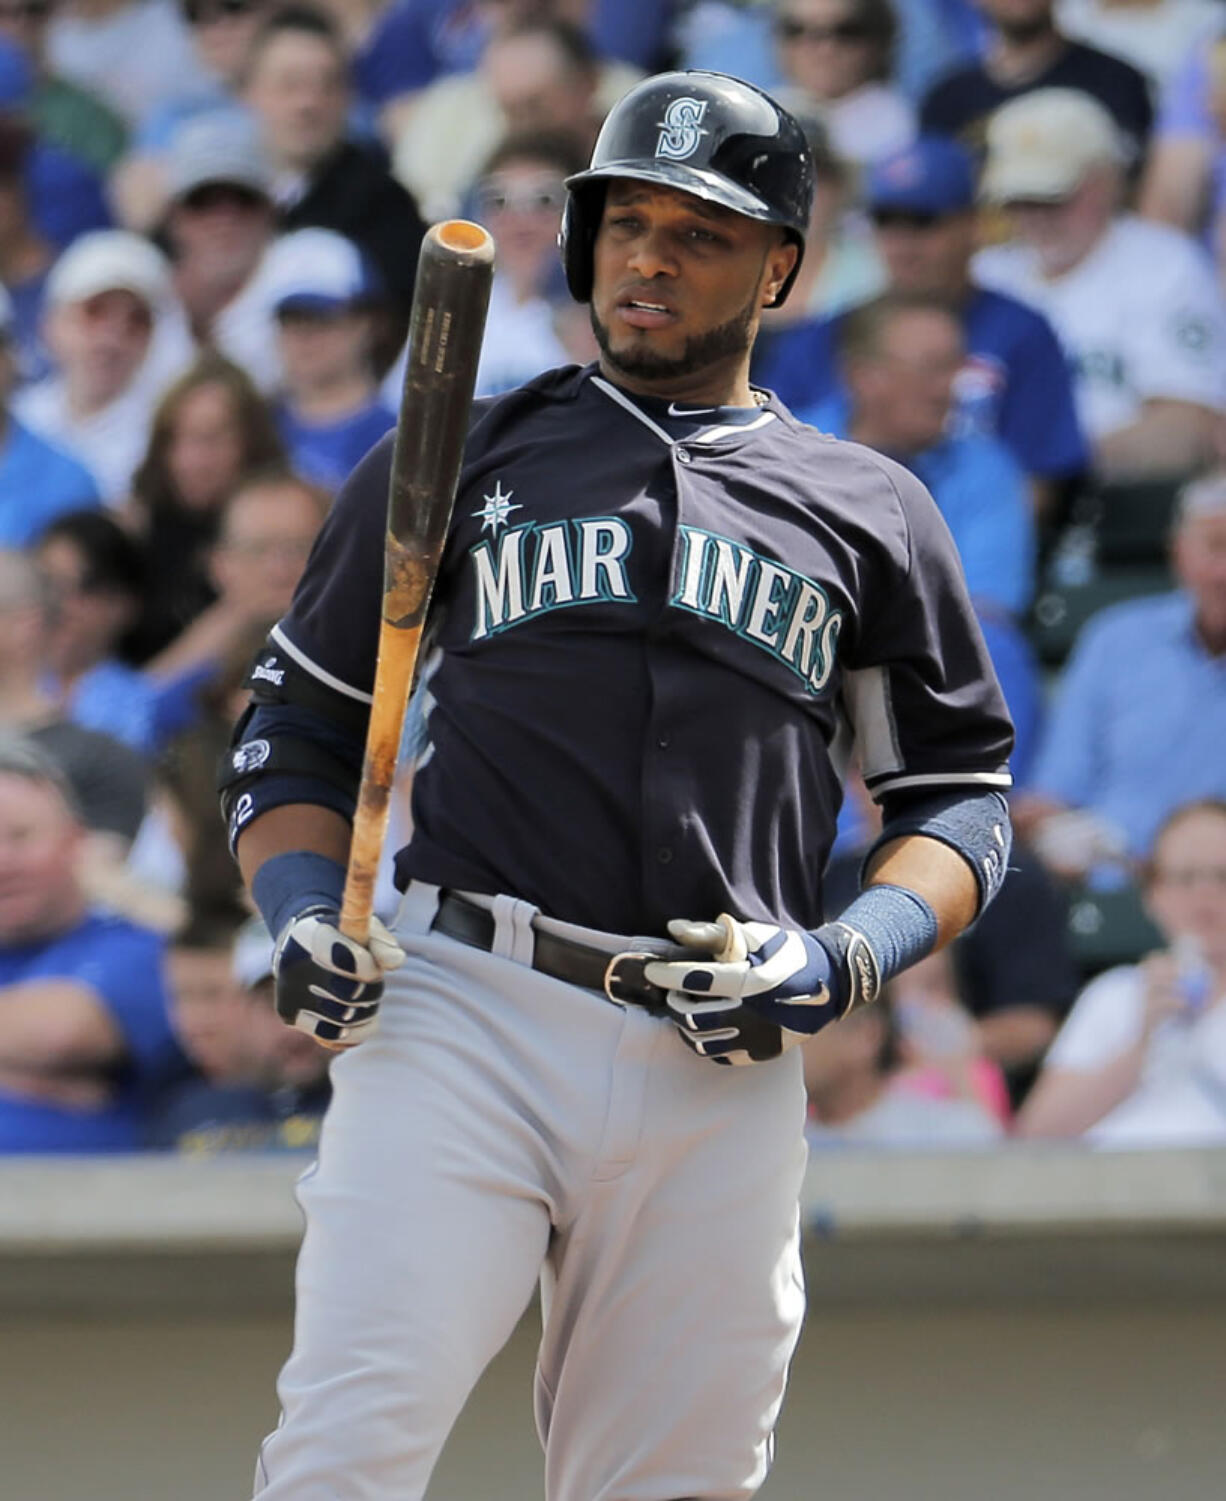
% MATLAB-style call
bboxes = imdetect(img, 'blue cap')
[866,137,976,217]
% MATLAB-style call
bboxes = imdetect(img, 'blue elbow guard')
[864,788,1012,915]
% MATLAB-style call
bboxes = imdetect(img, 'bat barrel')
[339,220,495,944]
[384,220,496,628]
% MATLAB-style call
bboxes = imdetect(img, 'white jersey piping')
[270,623,375,704]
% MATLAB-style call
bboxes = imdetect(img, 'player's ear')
[760,232,799,309]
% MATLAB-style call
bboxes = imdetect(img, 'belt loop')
[490,893,538,965]
[395,880,441,936]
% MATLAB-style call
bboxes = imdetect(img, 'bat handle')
[338,620,419,945]
[715,913,749,963]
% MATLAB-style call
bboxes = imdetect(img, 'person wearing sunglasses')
[469,127,595,397]
[772,0,916,166]
[756,134,1087,525]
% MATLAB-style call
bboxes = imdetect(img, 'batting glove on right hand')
[273,908,406,1051]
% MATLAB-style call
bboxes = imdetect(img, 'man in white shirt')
[1018,798,1226,1147]
[974,87,1226,480]
[15,230,193,503]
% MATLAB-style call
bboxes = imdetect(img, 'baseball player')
[223,71,1014,1501]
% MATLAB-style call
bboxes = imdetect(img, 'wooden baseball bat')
[339,219,495,944]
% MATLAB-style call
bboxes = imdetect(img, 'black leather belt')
[430,892,674,1013]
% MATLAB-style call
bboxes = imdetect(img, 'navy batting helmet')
[560,70,815,308]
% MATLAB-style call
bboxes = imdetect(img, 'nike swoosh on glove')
[643,915,847,1065]
[273,908,406,1050]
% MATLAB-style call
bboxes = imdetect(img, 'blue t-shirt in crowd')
[276,398,395,493]
[0,912,183,1153]
[755,285,1088,480]
[803,392,1036,617]
[1029,591,1226,858]
[0,416,99,546]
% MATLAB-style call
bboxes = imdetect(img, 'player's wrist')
[251,850,348,943]
[812,883,939,1015]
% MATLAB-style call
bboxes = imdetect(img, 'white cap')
[1176,469,1226,524]
[980,88,1127,204]
[232,916,275,990]
[264,228,382,314]
[45,230,173,310]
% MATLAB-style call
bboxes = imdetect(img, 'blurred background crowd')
[0,0,1224,1159]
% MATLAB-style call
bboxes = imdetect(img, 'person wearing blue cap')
[265,227,395,493]
[754,133,1088,523]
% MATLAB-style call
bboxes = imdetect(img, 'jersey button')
[675,446,691,464]
[656,846,674,865]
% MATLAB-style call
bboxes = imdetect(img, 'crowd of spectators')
[0,0,1223,1157]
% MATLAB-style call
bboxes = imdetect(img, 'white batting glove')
[644,914,852,1065]
[273,908,406,1051]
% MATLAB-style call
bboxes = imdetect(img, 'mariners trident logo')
[656,97,709,161]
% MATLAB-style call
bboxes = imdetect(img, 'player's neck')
[596,353,756,410]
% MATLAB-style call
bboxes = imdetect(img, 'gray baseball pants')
[253,882,809,1500]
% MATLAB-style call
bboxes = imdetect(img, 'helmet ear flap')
[559,183,605,303]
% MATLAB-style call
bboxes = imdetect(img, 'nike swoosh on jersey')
[668,402,718,416]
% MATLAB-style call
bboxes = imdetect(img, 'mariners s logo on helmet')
[656,97,709,161]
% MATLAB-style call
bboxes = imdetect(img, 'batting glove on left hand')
[273,908,406,1051]
[644,915,850,1066]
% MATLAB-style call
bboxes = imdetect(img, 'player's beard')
[590,285,758,385]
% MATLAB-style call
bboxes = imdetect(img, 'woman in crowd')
[1018,799,1226,1146]
[123,354,284,663]
[773,0,915,167]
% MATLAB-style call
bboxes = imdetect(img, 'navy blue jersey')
[260,364,1012,936]
[753,286,1088,480]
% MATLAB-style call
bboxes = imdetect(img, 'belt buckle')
[603,951,661,1007]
